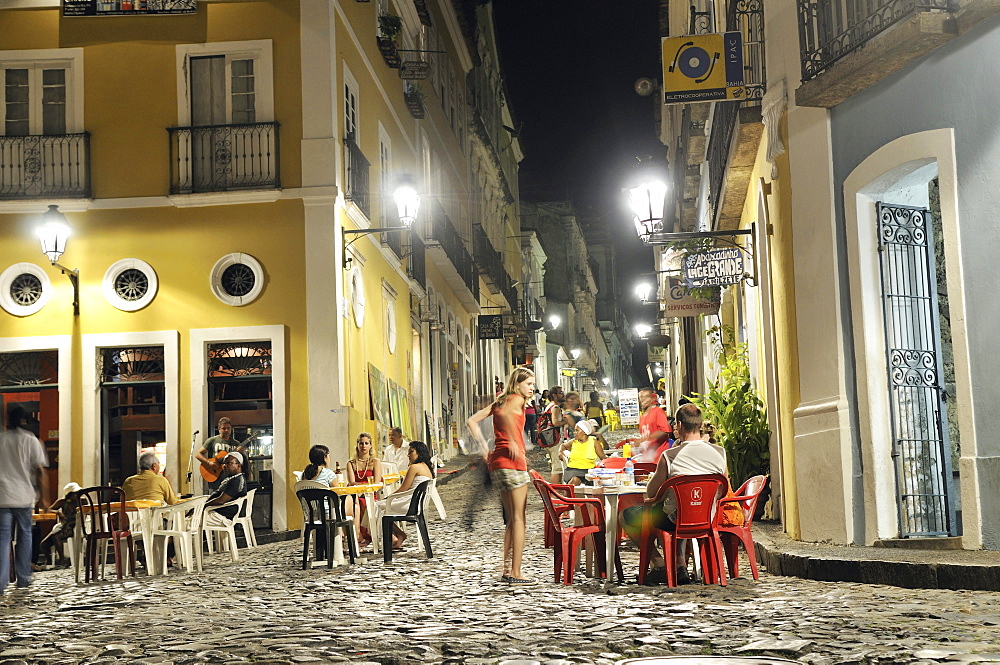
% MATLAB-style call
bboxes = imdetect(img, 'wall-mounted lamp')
[37,205,79,315]
[570,348,582,360]
[548,314,561,330]
[601,376,611,386]
[635,282,654,304]
[343,181,421,269]
[634,323,653,338]
[625,157,668,243]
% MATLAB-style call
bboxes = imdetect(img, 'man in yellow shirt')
[122,452,179,505]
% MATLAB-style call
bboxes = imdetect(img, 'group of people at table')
[296,428,435,552]
[467,367,738,587]
[9,415,251,581]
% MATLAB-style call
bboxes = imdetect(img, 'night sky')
[492,0,662,331]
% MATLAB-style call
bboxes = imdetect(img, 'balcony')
[796,0,968,107]
[473,225,517,309]
[168,122,279,195]
[343,133,371,218]
[705,0,766,228]
[426,200,479,307]
[406,233,426,291]
[0,132,90,200]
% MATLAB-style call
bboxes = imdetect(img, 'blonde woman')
[346,432,383,548]
[467,366,536,585]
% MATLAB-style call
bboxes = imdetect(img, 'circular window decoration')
[349,266,365,327]
[386,301,397,353]
[102,258,158,312]
[0,263,51,317]
[210,253,265,306]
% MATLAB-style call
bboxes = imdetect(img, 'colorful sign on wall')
[63,0,196,15]
[662,32,745,104]
[682,247,745,287]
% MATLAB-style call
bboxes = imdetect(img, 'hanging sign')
[663,277,721,318]
[63,0,196,15]
[647,343,668,363]
[661,32,744,104]
[682,247,744,287]
[398,61,431,80]
[618,388,641,427]
[477,314,504,340]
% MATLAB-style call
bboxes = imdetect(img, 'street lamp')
[570,348,581,360]
[601,377,610,386]
[548,314,561,330]
[634,323,653,338]
[343,180,421,269]
[635,282,653,304]
[626,159,668,243]
[37,205,80,315]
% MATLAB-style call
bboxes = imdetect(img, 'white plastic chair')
[149,496,209,575]
[232,487,258,548]
[204,493,250,562]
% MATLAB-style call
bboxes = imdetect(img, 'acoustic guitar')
[199,433,254,483]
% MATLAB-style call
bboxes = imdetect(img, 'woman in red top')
[467,366,536,585]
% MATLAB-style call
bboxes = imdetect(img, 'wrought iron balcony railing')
[428,200,478,301]
[406,233,426,290]
[473,225,517,308]
[0,132,90,199]
[798,0,951,82]
[707,0,765,216]
[343,133,371,218]
[168,122,279,195]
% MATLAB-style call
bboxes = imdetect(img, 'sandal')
[500,574,512,583]
[506,576,537,585]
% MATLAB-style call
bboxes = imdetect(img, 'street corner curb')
[754,535,1000,591]
[936,564,1000,591]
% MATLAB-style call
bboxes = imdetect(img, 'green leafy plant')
[378,13,402,42]
[687,324,771,488]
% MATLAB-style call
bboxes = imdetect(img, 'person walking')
[0,404,48,595]
[467,366,536,585]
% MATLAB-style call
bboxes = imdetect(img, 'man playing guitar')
[196,417,246,491]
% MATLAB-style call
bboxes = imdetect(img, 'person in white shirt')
[0,404,48,594]
[621,403,728,585]
[382,427,409,473]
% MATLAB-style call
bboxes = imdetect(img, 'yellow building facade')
[0,0,523,531]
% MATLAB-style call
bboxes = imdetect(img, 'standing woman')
[467,366,536,585]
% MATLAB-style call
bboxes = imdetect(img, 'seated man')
[122,453,179,505]
[622,403,728,585]
[204,451,248,528]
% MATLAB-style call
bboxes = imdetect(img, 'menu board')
[63,0,196,16]
[618,388,641,428]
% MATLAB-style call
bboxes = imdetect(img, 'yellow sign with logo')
[662,32,745,104]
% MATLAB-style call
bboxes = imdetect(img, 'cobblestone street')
[2,468,999,665]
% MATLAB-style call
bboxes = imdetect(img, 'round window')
[0,263,51,317]
[210,253,265,306]
[102,258,158,312]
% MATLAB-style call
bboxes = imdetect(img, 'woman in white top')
[380,440,434,550]
[301,445,335,486]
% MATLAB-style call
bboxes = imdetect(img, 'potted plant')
[687,325,771,513]
[377,14,403,68]
[404,84,426,119]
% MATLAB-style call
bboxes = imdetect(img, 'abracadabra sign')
[682,247,744,288]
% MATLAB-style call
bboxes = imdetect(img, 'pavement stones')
[1,456,999,665]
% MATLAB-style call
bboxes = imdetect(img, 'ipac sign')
[682,247,744,288]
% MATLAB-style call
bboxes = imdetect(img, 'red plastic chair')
[532,477,611,584]
[715,475,768,580]
[77,486,136,583]
[637,473,729,587]
[529,470,576,548]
